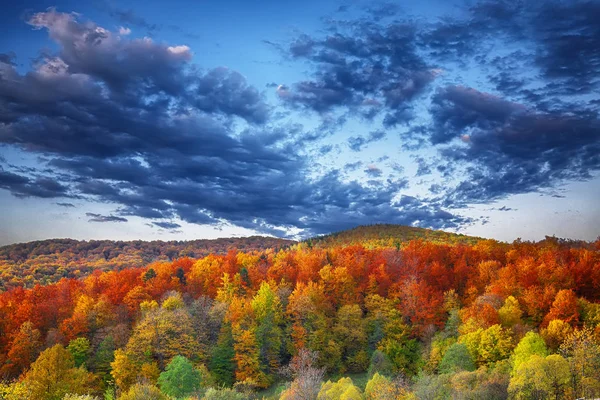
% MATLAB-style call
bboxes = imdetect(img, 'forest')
[0,226,599,399]
[0,237,293,292]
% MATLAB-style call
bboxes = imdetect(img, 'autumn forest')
[0,226,599,399]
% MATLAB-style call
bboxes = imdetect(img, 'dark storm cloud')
[0,169,70,198]
[419,0,600,96]
[277,16,440,125]
[0,10,467,237]
[86,213,128,223]
[430,85,600,205]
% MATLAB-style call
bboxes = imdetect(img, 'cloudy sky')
[0,0,599,245]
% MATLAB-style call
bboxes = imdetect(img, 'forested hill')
[0,225,488,291]
[0,236,294,291]
[307,224,486,248]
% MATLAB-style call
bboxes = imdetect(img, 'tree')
[512,332,548,374]
[210,323,236,387]
[91,335,115,383]
[203,387,246,400]
[67,337,91,367]
[498,296,522,328]
[118,383,167,400]
[333,304,368,373]
[543,290,579,326]
[280,348,325,400]
[227,296,267,388]
[438,343,476,374]
[251,282,284,378]
[508,354,571,400]
[478,325,514,366]
[541,319,573,351]
[20,344,95,400]
[317,377,363,400]
[124,293,200,368]
[157,355,202,398]
[142,268,157,282]
[1,321,41,377]
[111,349,137,392]
[559,327,600,398]
[364,373,409,400]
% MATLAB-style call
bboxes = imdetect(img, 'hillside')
[307,224,487,248]
[0,225,490,291]
[0,236,294,291]
[0,232,598,399]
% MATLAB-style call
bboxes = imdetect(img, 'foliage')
[19,344,96,400]
[117,383,167,400]
[511,332,548,374]
[439,343,476,374]
[0,227,599,399]
[317,377,363,400]
[157,355,202,398]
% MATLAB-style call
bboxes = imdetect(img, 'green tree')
[251,282,284,378]
[439,343,476,374]
[210,323,236,387]
[512,332,548,374]
[67,337,91,367]
[508,354,571,400]
[91,335,115,383]
[478,324,514,366]
[157,355,202,399]
[333,304,369,373]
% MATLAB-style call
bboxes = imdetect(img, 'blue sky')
[0,0,599,245]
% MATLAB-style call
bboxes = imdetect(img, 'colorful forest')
[1,227,600,399]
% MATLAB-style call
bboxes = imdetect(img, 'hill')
[0,224,489,291]
[0,236,294,291]
[306,224,487,248]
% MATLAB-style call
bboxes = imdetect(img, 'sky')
[0,0,599,245]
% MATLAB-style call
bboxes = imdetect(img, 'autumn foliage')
[0,230,599,399]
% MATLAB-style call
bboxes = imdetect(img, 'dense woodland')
[0,237,293,291]
[0,226,599,399]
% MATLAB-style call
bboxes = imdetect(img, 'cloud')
[430,86,600,205]
[152,221,182,230]
[0,9,468,238]
[277,16,438,125]
[364,165,383,178]
[348,130,386,151]
[56,202,76,208]
[86,213,128,223]
[0,170,71,198]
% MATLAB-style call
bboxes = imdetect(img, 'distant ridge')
[0,224,487,290]
[0,236,294,291]
[305,224,487,248]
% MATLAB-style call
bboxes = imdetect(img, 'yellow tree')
[498,296,522,328]
[227,296,268,388]
[20,344,96,400]
[124,292,200,368]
